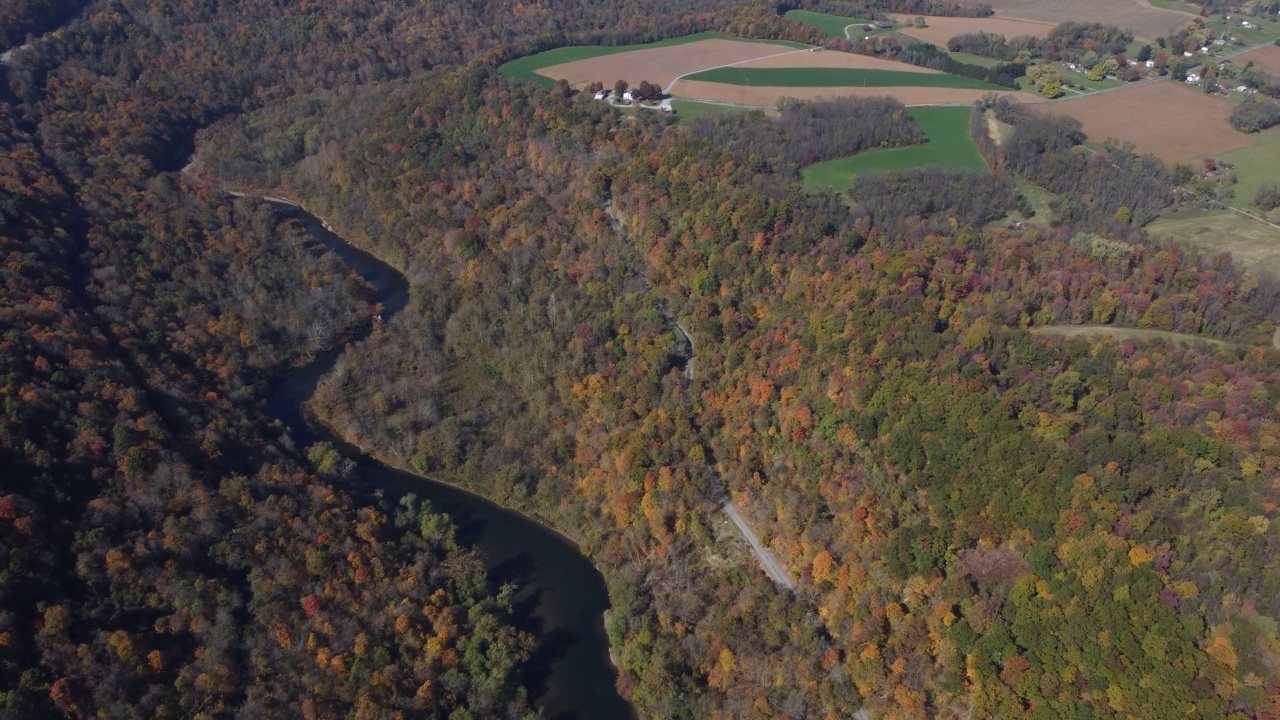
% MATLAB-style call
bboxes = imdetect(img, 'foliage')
[1229,98,1280,133]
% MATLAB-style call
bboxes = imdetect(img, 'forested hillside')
[4,0,1280,719]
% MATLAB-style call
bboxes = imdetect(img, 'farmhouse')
[874,20,892,28]
[1145,60,1156,68]
[1186,72,1201,83]
[594,89,610,100]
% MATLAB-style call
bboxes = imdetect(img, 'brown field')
[674,80,1024,107]
[734,50,941,73]
[536,39,805,90]
[1044,82,1252,161]
[888,14,1055,46]
[1238,45,1280,75]
[983,0,1195,39]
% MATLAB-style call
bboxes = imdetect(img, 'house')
[1184,51,1194,57]
[594,89,610,100]
[621,90,633,104]
[874,20,892,28]
[1145,60,1155,68]
[1242,21,1256,29]
[1186,73,1201,83]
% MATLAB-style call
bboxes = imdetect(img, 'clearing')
[1145,207,1280,277]
[1031,325,1240,348]
[981,0,1195,39]
[784,9,897,39]
[1238,44,1280,75]
[668,99,764,123]
[802,106,986,190]
[683,66,1008,90]
[499,33,806,89]
[888,14,1055,47]
[1046,81,1253,161]
[1214,125,1280,211]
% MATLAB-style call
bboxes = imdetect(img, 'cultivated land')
[531,37,807,90]
[1146,208,1280,277]
[684,66,1007,89]
[983,0,1195,39]
[802,106,986,190]
[735,51,941,73]
[1046,81,1253,161]
[888,14,1055,47]
[1238,44,1280,75]
[668,99,763,123]
[783,9,892,39]
[674,81,1024,106]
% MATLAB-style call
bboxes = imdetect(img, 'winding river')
[263,202,633,720]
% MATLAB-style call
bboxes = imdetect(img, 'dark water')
[264,204,633,720]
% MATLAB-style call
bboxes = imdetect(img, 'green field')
[1205,14,1280,47]
[784,9,896,39]
[684,66,1006,89]
[801,106,986,190]
[1146,207,1280,277]
[948,51,1007,68]
[1216,125,1280,210]
[498,33,807,88]
[669,99,762,123]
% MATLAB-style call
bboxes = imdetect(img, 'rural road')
[723,501,796,589]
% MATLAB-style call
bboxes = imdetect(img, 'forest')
[3,0,1280,719]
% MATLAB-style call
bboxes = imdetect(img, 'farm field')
[783,10,895,39]
[801,106,985,190]
[734,50,939,72]
[1145,208,1280,277]
[1215,125,1280,210]
[1237,44,1280,75]
[668,99,762,123]
[499,33,806,88]
[947,51,1007,68]
[982,0,1195,39]
[1046,81,1252,161]
[684,66,1006,89]
[887,14,1055,47]
[675,81,1023,106]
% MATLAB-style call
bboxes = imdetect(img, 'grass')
[1145,0,1201,13]
[683,66,1007,89]
[1146,206,1280,277]
[801,106,986,190]
[1031,325,1241,349]
[1205,14,1280,47]
[948,51,1007,68]
[784,10,897,39]
[1216,124,1280,210]
[668,99,763,123]
[498,33,807,88]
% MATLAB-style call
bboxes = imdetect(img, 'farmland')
[1238,44,1280,76]
[684,66,1007,89]
[801,106,986,190]
[1215,125,1280,211]
[888,14,1055,47]
[1046,81,1253,161]
[1146,208,1280,278]
[982,0,1195,39]
[783,10,896,39]
[498,33,806,88]
[674,82,1024,107]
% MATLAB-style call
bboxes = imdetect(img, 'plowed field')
[888,15,1055,47]
[535,39,806,90]
[675,81,1024,107]
[1045,82,1252,161]
[1238,45,1280,75]
[982,0,1194,39]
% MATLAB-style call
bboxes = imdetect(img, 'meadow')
[801,106,986,190]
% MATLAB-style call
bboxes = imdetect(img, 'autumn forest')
[2,0,1279,719]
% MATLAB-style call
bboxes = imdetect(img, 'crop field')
[499,33,806,88]
[783,10,895,39]
[1046,81,1252,161]
[888,14,1055,47]
[675,82,1023,107]
[1146,208,1280,277]
[1238,44,1280,76]
[981,0,1195,39]
[668,99,763,123]
[734,51,941,73]
[684,66,1006,89]
[801,106,986,190]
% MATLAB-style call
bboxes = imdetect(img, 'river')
[262,202,633,720]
